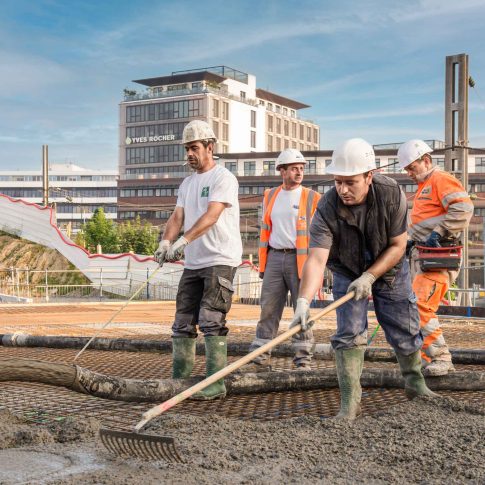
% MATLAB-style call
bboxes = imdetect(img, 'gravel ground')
[0,396,483,484]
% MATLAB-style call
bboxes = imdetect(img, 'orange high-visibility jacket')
[408,167,473,242]
[259,185,320,278]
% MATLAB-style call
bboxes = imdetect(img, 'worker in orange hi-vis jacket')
[397,140,473,376]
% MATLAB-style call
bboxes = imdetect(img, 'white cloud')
[317,104,442,122]
[0,50,71,96]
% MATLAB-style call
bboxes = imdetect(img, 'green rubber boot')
[172,337,196,379]
[335,348,365,420]
[191,336,227,400]
[395,350,440,399]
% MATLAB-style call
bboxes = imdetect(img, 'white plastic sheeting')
[0,194,260,299]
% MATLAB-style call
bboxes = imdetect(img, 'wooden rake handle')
[135,291,355,431]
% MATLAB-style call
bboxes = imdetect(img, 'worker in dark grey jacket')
[291,138,438,420]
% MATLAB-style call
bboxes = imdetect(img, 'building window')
[291,122,296,138]
[475,157,485,173]
[306,160,317,174]
[240,91,246,100]
[313,128,318,144]
[126,145,186,165]
[225,162,237,174]
[147,104,156,121]
[167,84,187,91]
[284,139,289,149]
[259,100,265,106]
[276,137,281,151]
[435,158,445,169]
[192,82,202,90]
[267,135,273,151]
[263,161,275,175]
[250,131,256,148]
[222,102,229,120]
[212,120,219,139]
[306,127,312,142]
[244,161,256,176]
[126,121,186,140]
[120,189,137,197]
[284,120,289,136]
[267,103,273,112]
[251,110,256,128]
[291,109,295,118]
[213,99,219,118]
[267,115,273,132]
[126,99,202,123]
[300,125,304,140]
[222,123,229,141]
[275,105,281,113]
[386,158,399,173]
[276,118,281,134]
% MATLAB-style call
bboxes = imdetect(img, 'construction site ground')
[0,301,484,484]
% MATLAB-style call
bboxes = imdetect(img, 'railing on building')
[123,85,313,122]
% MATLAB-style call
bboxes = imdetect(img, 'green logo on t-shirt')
[201,186,210,197]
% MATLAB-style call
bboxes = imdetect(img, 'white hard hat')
[397,139,433,169]
[275,148,306,170]
[326,138,376,176]
[182,120,217,144]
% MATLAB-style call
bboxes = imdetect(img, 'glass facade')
[126,99,202,123]
[126,122,186,139]
[126,145,185,164]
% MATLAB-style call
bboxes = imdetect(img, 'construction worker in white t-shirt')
[154,120,242,400]
[246,148,320,370]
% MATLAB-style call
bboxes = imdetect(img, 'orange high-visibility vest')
[259,185,320,278]
[408,168,473,243]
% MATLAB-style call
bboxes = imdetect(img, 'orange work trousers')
[412,271,451,363]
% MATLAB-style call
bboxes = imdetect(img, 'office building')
[0,163,118,234]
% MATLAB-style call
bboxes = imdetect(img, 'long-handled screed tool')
[99,291,355,461]
[73,265,162,362]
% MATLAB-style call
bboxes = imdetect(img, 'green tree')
[117,216,158,255]
[82,208,120,253]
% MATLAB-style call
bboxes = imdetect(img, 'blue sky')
[1,0,485,170]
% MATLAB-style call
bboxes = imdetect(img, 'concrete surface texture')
[0,397,484,484]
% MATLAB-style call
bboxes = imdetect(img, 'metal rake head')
[99,428,184,463]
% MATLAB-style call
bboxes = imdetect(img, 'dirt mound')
[0,233,88,285]
[0,409,100,450]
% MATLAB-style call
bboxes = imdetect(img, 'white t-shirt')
[268,186,302,249]
[176,164,242,269]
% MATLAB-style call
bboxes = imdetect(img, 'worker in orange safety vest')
[245,148,320,370]
[398,140,473,376]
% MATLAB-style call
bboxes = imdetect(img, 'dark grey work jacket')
[316,174,405,284]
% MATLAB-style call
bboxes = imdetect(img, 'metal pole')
[445,53,470,305]
[45,269,49,302]
[42,145,49,206]
[26,267,31,299]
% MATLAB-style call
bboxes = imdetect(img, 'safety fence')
[0,267,272,304]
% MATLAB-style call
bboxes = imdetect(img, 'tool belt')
[269,247,296,253]
[415,245,462,272]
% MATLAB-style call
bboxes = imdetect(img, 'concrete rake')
[99,292,355,461]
